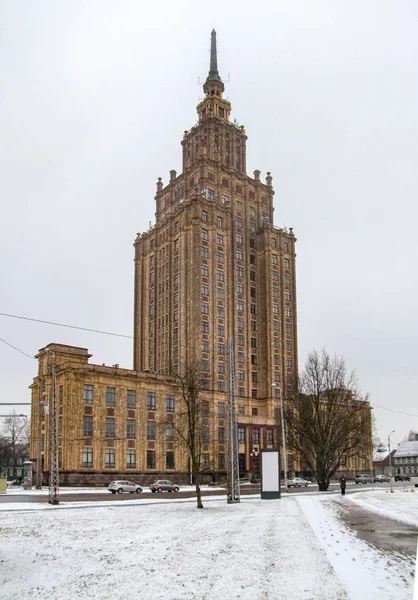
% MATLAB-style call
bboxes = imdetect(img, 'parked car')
[354,474,373,484]
[108,480,143,494]
[287,477,309,488]
[373,474,390,483]
[394,475,411,482]
[150,480,179,493]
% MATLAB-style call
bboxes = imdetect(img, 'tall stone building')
[134,30,298,402]
[29,32,303,486]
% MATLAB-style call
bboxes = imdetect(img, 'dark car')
[394,475,411,482]
[150,480,179,493]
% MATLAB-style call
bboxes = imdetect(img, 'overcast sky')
[1,1,417,448]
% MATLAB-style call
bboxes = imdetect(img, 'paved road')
[332,495,418,560]
[1,480,412,504]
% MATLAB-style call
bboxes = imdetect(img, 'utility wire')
[370,403,418,418]
[0,336,35,359]
[0,311,133,339]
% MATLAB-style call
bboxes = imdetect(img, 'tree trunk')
[194,471,204,509]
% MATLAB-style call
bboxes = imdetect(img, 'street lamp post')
[388,430,395,493]
[272,383,288,492]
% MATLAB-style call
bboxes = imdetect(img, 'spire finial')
[204,29,224,90]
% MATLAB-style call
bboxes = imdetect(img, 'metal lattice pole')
[226,337,240,504]
[48,353,60,504]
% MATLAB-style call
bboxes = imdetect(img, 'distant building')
[393,441,418,477]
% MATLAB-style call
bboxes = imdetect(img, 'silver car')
[150,480,180,493]
[108,480,143,494]
[287,477,309,488]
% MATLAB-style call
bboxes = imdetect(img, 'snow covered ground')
[4,484,224,496]
[345,487,418,527]
[0,493,416,600]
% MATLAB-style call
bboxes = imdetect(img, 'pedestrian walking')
[339,473,347,496]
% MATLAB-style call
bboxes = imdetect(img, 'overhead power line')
[0,336,35,359]
[371,403,418,419]
[0,311,133,339]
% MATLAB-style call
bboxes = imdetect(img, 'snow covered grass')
[298,495,416,600]
[4,484,224,496]
[346,487,418,527]
[0,497,347,600]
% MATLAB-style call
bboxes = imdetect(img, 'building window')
[236,249,243,260]
[238,427,245,443]
[201,265,209,277]
[284,259,289,269]
[238,388,245,398]
[217,270,224,281]
[217,288,225,299]
[217,343,225,355]
[201,283,209,295]
[217,381,225,392]
[84,384,94,405]
[147,392,156,410]
[250,304,256,315]
[217,216,223,228]
[105,448,115,468]
[285,291,291,301]
[217,325,224,336]
[201,454,210,468]
[285,307,291,317]
[250,254,256,264]
[252,389,257,399]
[202,210,208,222]
[218,454,225,469]
[217,306,224,318]
[217,252,224,264]
[251,338,257,349]
[250,287,256,298]
[252,408,258,416]
[250,206,256,217]
[127,419,136,439]
[202,426,210,444]
[237,370,244,381]
[147,450,156,469]
[202,321,209,333]
[166,423,175,441]
[105,418,115,438]
[147,422,156,440]
[273,304,278,314]
[216,234,224,246]
[82,448,93,468]
[201,229,208,240]
[201,247,209,259]
[201,359,209,371]
[207,188,215,200]
[266,430,273,445]
[238,334,244,346]
[106,387,116,406]
[166,395,175,413]
[201,303,209,314]
[238,352,244,363]
[218,402,225,417]
[166,451,175,469]
[251,321,257,332]
[127,389,136,408]
[236,283,243,294]
[202,340,209,352]
[126,450,136,468]
[218,362,225,374]
[287,357,292,368]
[218,427,225,443]
[236,233,243,244]
[237,301,244,311]
[83,416,93,437]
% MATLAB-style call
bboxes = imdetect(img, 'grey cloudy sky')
[1,1,417,448]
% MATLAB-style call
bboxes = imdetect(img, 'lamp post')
[388,430,395,493]
[272,383,288,492]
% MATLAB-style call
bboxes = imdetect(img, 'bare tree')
[0,413,29,480]
[284,350,371,491]
[166,361,214,509]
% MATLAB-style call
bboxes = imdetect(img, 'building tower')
[133,30,298,422]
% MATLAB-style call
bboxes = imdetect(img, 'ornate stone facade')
[30,31,300,485]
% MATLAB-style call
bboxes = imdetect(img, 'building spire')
[203,29,224,93]
[207,29,222,84]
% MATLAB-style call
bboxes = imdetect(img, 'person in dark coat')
[339,473,347,496]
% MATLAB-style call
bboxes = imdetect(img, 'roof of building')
[373,448,389,462]
[394,441,418,458]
